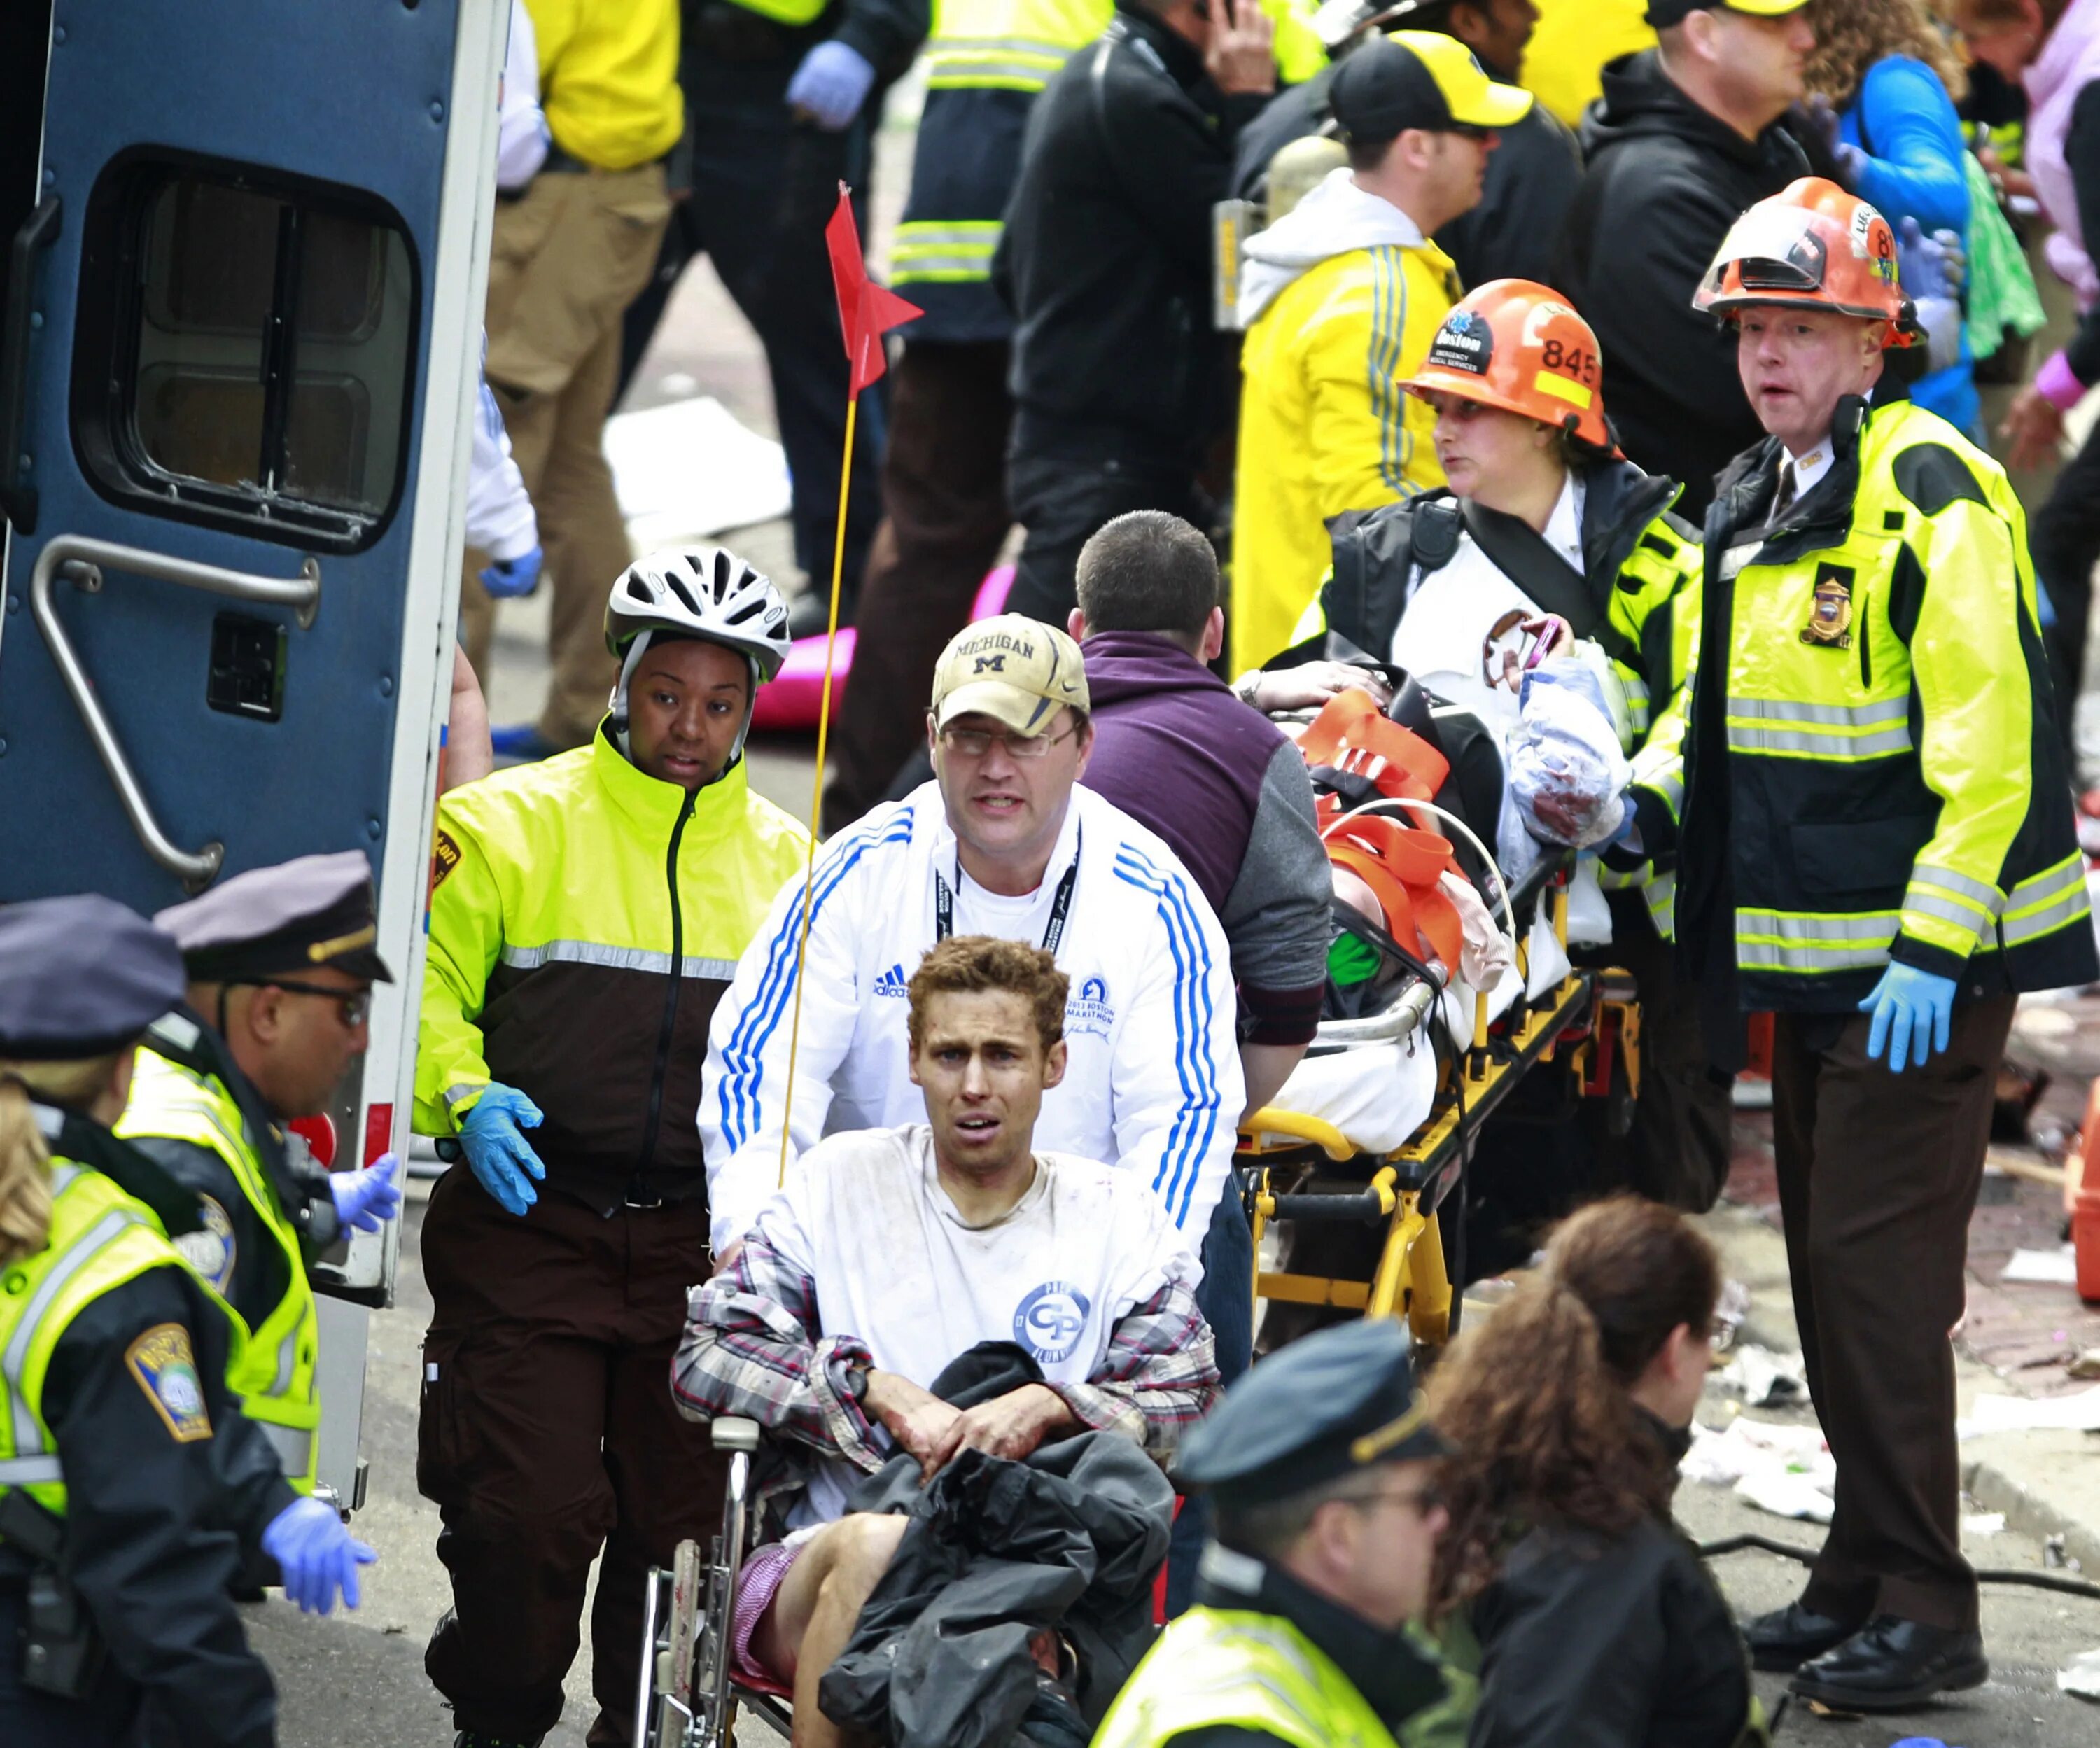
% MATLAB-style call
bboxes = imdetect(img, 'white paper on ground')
[2001,1243,2082,1285]
[1682,1415,1835,1527]
[603,396,792,547]
[1715,1343,1807,1408]
[1959,1383,2100,1438]
[2060,1646,2100,1699]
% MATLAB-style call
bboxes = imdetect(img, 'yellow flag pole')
[774,391,860,1189]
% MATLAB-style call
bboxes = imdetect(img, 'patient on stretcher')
[671,937,1219,1748]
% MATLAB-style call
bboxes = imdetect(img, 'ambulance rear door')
[0,0,507,1507]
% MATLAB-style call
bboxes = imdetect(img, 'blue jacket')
[1842,54,1977,433]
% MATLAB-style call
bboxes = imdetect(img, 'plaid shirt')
[672,1225,1220,1508]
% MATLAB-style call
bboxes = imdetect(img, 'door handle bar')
[29,533,322,889]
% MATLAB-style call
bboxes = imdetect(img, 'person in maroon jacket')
[1069,508,1333,1614]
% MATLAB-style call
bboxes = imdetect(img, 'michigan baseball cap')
[1329,30,1533,144]
[930,615,1089,737]
[1646,0,1807,27]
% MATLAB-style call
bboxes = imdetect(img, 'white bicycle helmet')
[603,546,792,764]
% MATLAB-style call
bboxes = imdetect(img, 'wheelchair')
[635,1416,792,1748]
[1237,849,1642,1350]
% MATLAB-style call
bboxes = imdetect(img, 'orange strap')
[1296,690,1449,803]
[1325,814,1464,974]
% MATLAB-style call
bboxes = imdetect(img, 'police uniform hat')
[1175,1320,1450,1507]
[0,895,187,1061]
[155,851,393,985]
[1329,30,1532,146]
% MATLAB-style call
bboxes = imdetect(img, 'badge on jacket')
[127,1323,214,1443]
[1801,564,1854,650]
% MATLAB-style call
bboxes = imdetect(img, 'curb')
[1962,1454,2100,1574]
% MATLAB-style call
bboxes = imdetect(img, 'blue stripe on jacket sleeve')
[1113,846,1224,1228]
[715,811,914,1151]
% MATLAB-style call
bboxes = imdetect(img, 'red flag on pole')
[825,183,921,393]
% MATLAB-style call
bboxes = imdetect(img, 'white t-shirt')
[752,1124,1198,1523]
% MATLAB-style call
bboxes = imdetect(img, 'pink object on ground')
[746,565,1017,732]
[729,1537,804,1684]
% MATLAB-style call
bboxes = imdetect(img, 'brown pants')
[821,339,1014,834]
[418,1168,724,1746]
[1770,995,2015,1632]
[459,164,671,749]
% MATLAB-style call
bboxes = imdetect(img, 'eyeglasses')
[232,979,372,1028]
[935,722,1083,762]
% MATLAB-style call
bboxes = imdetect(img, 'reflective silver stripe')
[442,1082,485,1112]
[926,55,1066,85]
[1636,769,1684,818]
[1737,909,1900,943]
[46,1163,83,1197]
[1908,865,2004,916]
[1903,890,1994,939]
[3,1210,143,1456]
[1725,695,1909,728]
[1725,724,1913,758]
[891,255,998,280]
[273,1328,299,1396]
[258,1421,313,1473]
[927,34,1085,54]
[498,942,738,980]
[2002,886,2092,946]
[2007,854,2086,915]
[0,1454,62,1485]
[893,222,1000,247]
[1738,937,1892,971]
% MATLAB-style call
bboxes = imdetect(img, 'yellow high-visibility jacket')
[1231,232,1457,673]
[1668,396,2097,1005]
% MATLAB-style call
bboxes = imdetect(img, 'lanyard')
[934,830,1082,954]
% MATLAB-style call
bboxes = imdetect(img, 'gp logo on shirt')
[1014,1281,1093,1364]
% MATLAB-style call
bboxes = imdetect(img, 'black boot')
[1740,1597,1870,1672]
[1788,1615,1989,1712]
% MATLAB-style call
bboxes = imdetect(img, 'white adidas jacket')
[701,780,1242,1257]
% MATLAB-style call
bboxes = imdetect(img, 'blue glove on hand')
[1858,962,1958,1072]
[460,1083,545,1215]
[328,1154,401,1234]
[262,1496,376,1616]
[786,41,874,130]
[1896,214,1968,303]
[480,545,542,599]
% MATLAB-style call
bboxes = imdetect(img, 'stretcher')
[1237,850,1642,1350]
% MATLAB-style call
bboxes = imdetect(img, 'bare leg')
[749,1514,909,1748]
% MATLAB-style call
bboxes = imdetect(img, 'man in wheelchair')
[672,935,1222,1746]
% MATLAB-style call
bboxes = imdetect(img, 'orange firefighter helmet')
[1403,277,1618,454]
[1693,176,1916,346]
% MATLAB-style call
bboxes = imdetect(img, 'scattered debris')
[2001,1244,2082,1286]
[1713,1343,1807,1408]
[2069,1348,2100,1380]
[1683,1416,1835,1524]
[1961,1511,2006,1537]
[603,396,792,549]
[1712,1278,1752,1355]
[2059,1646,2100,1700]
[1959,1383,2100,1438]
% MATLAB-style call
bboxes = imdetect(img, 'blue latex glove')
[1858,962,1958,1072]
[1805,96,1868,188]
[481,545,542,599]
[262,1496,376,1616]
[328,1153,401,1234]
[786,41,874,131]
[1896,214,1967,304]
[459,1084,545,1215]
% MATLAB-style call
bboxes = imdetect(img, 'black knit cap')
[155,851,393,985]
[1172,1319,1451,1507]
[0,895,186,1061]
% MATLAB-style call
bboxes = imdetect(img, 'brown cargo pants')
[418,1167,725,1747]
[458,161,671,750]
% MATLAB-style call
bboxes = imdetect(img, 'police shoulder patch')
[173,1195,237,1292]
[125,1322,213,1443]
[431,828,463,890]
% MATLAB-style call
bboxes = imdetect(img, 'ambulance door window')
[73,158,417,552]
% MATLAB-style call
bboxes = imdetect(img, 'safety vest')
[1093,1608,1404,1748]
[1679,397,2096,1005]
[722,0,829,33]
[115,1050,321,1492]
[0,1163,221,1518]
